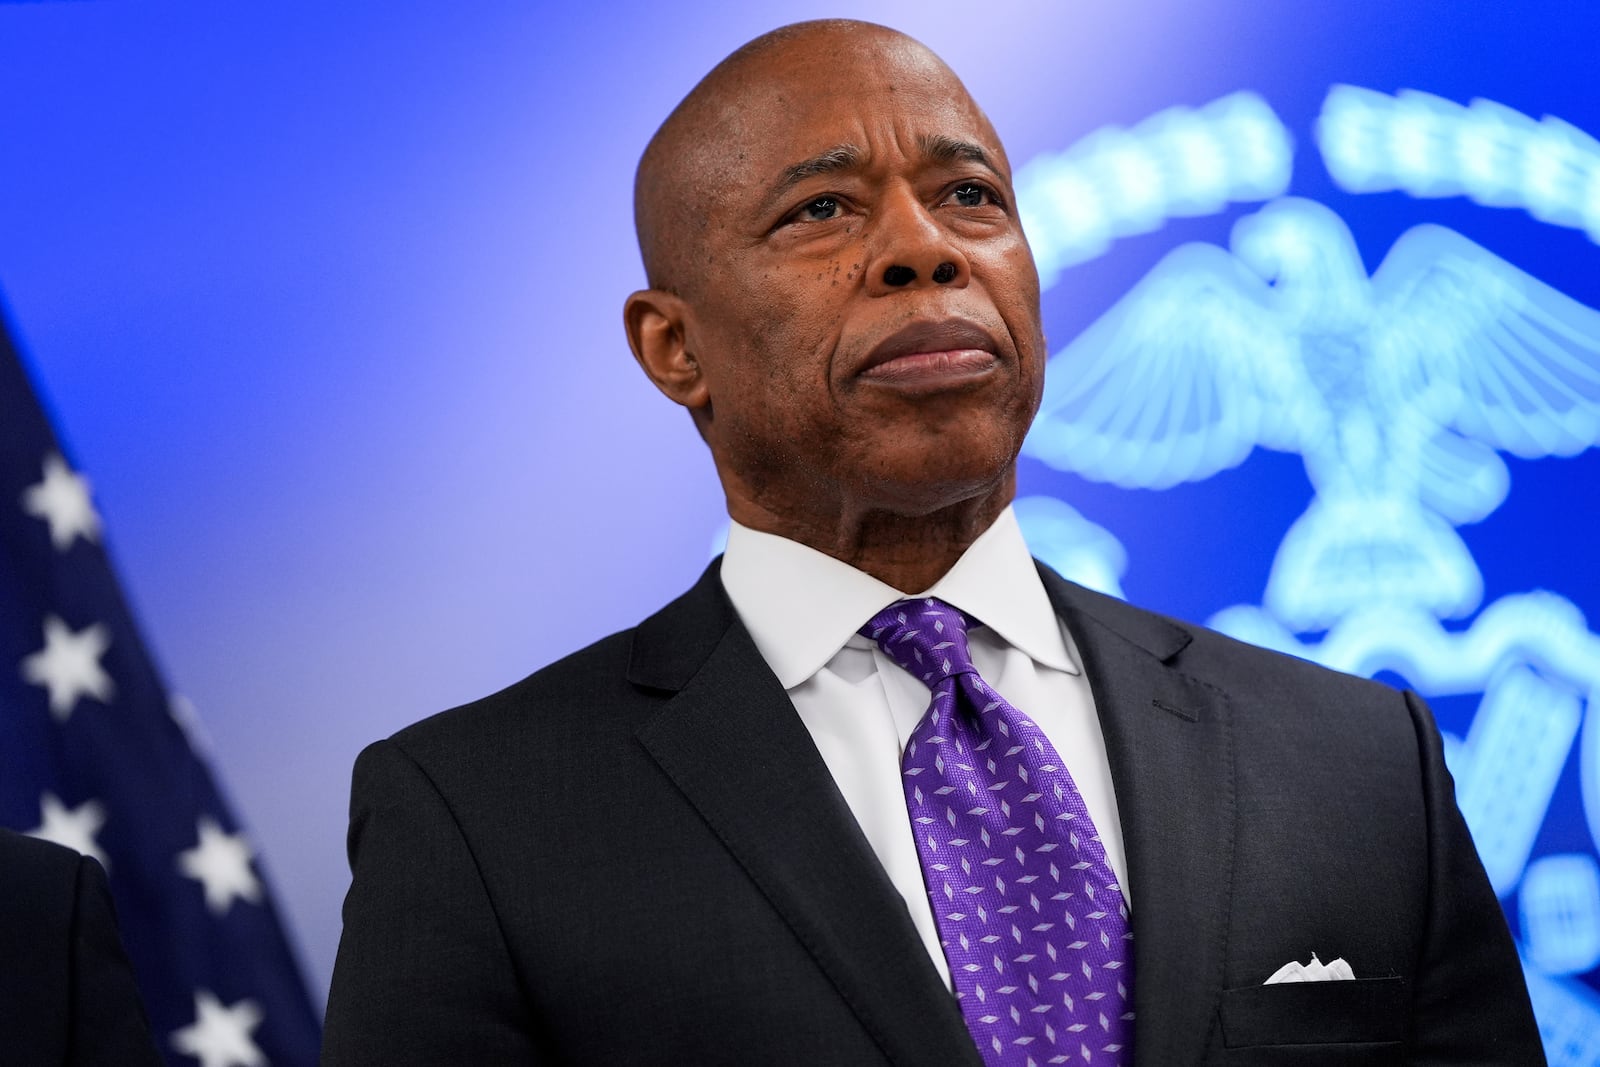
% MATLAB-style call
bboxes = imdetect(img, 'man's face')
[669,34,1045,526]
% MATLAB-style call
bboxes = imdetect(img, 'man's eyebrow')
[918,133,996,172]
[760,136,1001,216]
[769,144,865,202]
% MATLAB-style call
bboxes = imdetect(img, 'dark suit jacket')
[323,563,1543,1066]
[0,828,163,1066]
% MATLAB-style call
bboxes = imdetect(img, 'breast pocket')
[1219,977,1407,1048]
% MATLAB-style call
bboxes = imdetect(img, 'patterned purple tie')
[861,597,1133,1067]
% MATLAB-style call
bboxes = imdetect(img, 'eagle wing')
[1370,225,1600,458]
[1023,242,1313,488]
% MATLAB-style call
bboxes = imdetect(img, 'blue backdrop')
[2,1,1596,1060]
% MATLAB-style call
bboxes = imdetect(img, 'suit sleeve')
[1404,690,1546,1065]
[67,855,164,1067]
[322,739,545,1065]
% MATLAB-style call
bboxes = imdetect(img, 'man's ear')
[624,289,710,410]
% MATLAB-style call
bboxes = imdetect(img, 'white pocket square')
[1263,953,1356,985]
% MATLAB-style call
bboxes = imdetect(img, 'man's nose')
[866,189,970,295]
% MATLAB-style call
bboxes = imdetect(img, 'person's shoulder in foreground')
[0,827,163,1066]
[323,15,1545,1067]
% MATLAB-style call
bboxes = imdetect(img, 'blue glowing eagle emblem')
[1024,194,1600,630]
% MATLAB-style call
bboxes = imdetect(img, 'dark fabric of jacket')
[322,563,1544,1066]
[0,827,163,1066]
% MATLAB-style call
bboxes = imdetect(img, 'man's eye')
[798,196,841,221]
[949,184,998,208]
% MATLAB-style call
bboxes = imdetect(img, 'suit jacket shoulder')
[389,558,739,763]
[0,829,162,1067]
[1045,567,1396,702]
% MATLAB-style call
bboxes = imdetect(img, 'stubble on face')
[630,21,1046,589]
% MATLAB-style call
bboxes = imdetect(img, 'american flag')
[0,302,320,1065]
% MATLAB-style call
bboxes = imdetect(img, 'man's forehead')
[720,70,1004,177]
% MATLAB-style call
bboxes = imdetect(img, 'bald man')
[323,20,1543,1067]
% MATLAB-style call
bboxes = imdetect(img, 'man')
[0,828,163,1065]
[323,20,1544,1066]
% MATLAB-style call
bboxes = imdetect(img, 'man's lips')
[857,320,1001,386]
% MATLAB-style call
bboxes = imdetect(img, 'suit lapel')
[629,565,981,1067]
[1041,569,1236,1067]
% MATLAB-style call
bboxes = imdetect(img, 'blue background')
[2,0,1596,1051]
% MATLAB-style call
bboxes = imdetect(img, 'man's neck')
[727,479,1014,594]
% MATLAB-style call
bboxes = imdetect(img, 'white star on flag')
[20,614,114,720]
[170,990,266,1067]
[29,792,109,868]
[179,816,263,915]
[21,451,100,550]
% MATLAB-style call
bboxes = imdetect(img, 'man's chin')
[848,458,1019,521]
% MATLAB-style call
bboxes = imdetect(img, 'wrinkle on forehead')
[633,20,998,296]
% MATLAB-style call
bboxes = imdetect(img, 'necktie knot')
[858,597,977,686]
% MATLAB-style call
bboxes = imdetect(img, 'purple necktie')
[861,597,1133,1067]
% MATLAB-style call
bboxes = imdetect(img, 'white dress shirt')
[719,506,1129,988]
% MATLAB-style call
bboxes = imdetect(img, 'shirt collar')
[720,505,1078,688]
